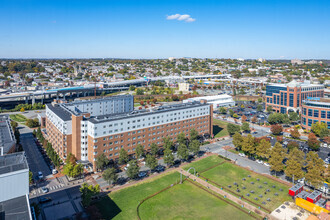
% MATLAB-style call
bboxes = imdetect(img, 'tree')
[241,115,247,123]
[241,122,250,132]
[136,88,144,95]
[149,143,158,156]
[276,136,283,143]
[229,109,234,117]
[219,107,227,114]
[320,128,330,139]
[103,167,118,185]
[164,148,174,166]
[232,132,243,150]
[305,152,325,188]
[285,158,304,181]
[162,137,173,150]
[126,160,140,179]
[95,153,109,171]
[177,132,186,145]
[189,128,199,141]
[311,122,327,137]
[177,144,189,161]
[255,139,271,159]
[227,123,241,136]
[145,154,158,170]
[233,113,238,118]
[269,143,285,176]
[118,149,129,165]
[257,105,263,112]
[258,97,262,103]
[136,144,145,158]
[290,127,300,139]
[287,141,299,151]
[271,124,283,135]
[266,106,273,113]
[241,134,255,155]
[189,139,200,155]
[80,183,100,207]
[289,112,299,122]
[72,164,84,177]
[251,116,258,123]
[307,133,320,150]
[305,168,324,188]
[20,107,25,112]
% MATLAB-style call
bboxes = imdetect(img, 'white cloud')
[166,14,196,22]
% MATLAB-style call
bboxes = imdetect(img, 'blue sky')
[0,0,329,59]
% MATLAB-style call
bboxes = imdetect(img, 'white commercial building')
[183,94,235,109]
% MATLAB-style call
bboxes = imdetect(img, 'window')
[314,110,319,118]
[308,109,313,117]
[289,94,294,107]
[321,111,326,119]
[308,119,312,126]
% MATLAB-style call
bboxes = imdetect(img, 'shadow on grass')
[213,125,224,137]
[95,196,122,219]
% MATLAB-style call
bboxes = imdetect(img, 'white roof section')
[269,80,325,88]
[185,94,232,102]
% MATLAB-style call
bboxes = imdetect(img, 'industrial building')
[265,80,324,114]
[0,152,31,220]
[45,95,213,168]
[183,94,235,109]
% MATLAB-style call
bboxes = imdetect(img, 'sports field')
[95,168,258,220]
[185,155,291,211]
[139,180,255,220]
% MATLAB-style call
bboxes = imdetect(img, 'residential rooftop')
[89,101,209,124]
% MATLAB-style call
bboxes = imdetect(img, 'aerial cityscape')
[0,1,330,220]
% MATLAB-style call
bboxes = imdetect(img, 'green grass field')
[95,169,257,220]
[9,114,27,122]
[139,180,255,220]
[183,155,224,173]
[197,159,290,211]
[213,119,229,138]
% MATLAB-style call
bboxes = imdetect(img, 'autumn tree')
[307,133,320,150]
[241,115,247,123]
[287,141,299,151]
[251,116,258,123]
[241,122,250,132]
[271,124,283,135]
[269,143,285,176]
[290,127,300,139]
[255,139,271,159]
[241,134,255,155]
[232,132,243,150]
[285,148,305,181]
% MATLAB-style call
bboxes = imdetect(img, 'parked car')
[39,197,52,204]
[256,160,263,164]
[155,165,165,173]
[41,187,49,193]
[264,162,270,167]
[238,153,246,157]
[138,171,148,178]
[38,171,43,180]
[52,169,58,174]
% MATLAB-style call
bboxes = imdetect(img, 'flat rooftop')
[185,94,233,101]
[0,195,31,220]
[0,115,16,155]
[89,102,209,124]
[0,152,28,176]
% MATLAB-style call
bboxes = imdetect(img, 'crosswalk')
[30,184,65,195]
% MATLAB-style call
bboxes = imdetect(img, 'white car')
[256,160,263,164]
[238,153,246,157]
[52,169,58,174]
[264,162,270,167]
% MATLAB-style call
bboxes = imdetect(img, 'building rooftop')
[185,94,232,101]
[0,115,16,155]
[89,102,209,124]
[0,152,28,176]
[0,195,31,220]
[268,80,324,88]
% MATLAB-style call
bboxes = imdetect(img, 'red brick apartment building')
[45,95,213,168]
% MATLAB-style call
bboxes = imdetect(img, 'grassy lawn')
[213,118,229,138]
[139,180,255,220]
[9,114,27,123]
[201,162,291,211]
[134,103,141,107]
[183,155,224,173]
[95,171,182,220]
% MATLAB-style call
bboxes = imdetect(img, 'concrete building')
[178,82,190,93]
[46,95,213,168]
[0,115,16,156]
[301,98,330,129]
[0,152,31,220]
[265,80,324,114]
[183,94,235,109]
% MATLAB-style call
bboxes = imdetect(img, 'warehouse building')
[183,94,235,109]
